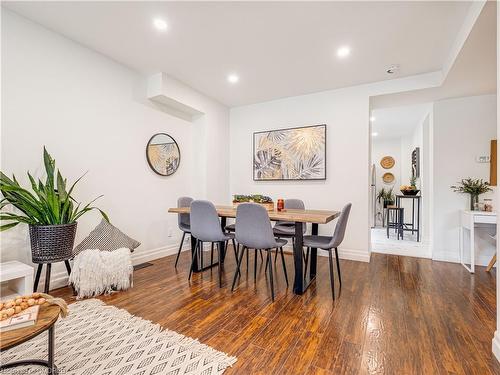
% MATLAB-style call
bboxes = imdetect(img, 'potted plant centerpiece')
[377,187,395,208]
[0,148,108,263]
[451,178,492,211]
[232,194,274,211]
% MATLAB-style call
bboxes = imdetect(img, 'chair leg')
[259,249,263,261]
[246,247,249,269]
[335,247,342,288]
[254,249,258,280]
[218,242,223,287]
[328,251,335,300]
[33,264,43,293]
[188,239,199,280]
[44,263,52,294]
[274,247,278,263]
[279,247,288,286]
[232,239,238,260]
[200,241,204,269]
[231,246,246,292]
[267,250,275,301]
[175,232,186,268]
[211,242,214,266]
[265,251,269,271]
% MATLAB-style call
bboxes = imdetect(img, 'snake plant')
[0,147,108,231]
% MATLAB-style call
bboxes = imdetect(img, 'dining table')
[168,205,340,295]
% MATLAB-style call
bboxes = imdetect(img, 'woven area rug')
[1,299,236,375]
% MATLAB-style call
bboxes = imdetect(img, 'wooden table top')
[0,304,60,351]
[168,205,340,224]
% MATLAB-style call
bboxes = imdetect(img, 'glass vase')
[470,194,479,211]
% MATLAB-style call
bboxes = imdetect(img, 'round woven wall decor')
[380,156,395,169]
[382,172,395,184]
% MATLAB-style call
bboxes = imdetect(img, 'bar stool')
[386,206,404,240]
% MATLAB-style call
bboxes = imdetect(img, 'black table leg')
[309,224,318,279]
[293,221,304,294]
[191,235,199,272]
[0,324,58,374]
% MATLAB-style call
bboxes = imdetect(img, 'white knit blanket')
[69,248,133,299]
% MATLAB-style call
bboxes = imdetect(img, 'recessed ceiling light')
[336,46,351,58]
[370,116,376,122]
[227,74,239,84]
[372,132,378,137]
[153,18,168,31]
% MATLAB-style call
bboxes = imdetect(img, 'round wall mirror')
[146,133,180,176]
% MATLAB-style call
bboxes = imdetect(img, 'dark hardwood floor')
[52,249,500,374]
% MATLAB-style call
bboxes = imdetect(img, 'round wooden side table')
[0,304,61,374]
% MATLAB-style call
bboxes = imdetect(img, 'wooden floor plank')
[51,250,500,375]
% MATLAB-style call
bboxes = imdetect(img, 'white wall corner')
[147,72,204,121]
[493,331,500,362]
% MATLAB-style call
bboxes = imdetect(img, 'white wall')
[229,73,442,262]
[432,94,497,264]
[0,10,230,287]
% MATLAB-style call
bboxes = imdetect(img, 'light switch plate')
[476,155,491,163]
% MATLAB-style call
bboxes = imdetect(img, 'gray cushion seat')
[273,199,306,237]
[303,235,334,249]
[175,196,194,269]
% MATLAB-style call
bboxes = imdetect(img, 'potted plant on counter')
[0,148,109,264]
[451,178,492,211]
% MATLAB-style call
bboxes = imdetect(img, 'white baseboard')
[493,331,500,362]
[43,242,371,292]
[282,245,370,263]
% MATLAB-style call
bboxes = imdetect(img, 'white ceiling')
[3,1,474,107]
[371,1,497,109]
[371,104,431,140]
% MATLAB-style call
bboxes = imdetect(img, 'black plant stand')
[34,260,73,294]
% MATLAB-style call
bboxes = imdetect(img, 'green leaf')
[0,222,19,231]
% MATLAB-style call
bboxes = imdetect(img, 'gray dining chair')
[188,200,236,287]
[175,196,194,268]
[273,199,307,262]
[231,203,288,301]
[303,203,351,300]
[225,223,263,263]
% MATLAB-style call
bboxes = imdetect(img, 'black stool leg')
[34,264,43,293]
[44,263,52,294]
[386,209,390,238]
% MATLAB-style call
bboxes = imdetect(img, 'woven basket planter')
[29,222,77,263]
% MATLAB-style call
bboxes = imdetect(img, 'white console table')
[0,261,34,300]
[459,210,497,273]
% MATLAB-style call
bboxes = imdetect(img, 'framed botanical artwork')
[253,124,326,181]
